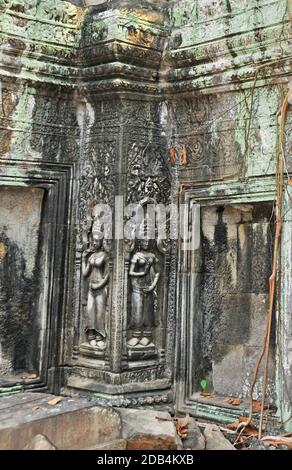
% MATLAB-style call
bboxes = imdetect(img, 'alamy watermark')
[88,197,201,251]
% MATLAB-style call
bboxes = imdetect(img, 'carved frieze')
[126,142,171,204]
[79,140,116,225]
[0,0,80,25]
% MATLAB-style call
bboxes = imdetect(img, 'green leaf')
[200,378,207,390]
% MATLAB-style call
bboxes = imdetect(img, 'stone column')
[66,1,176,407]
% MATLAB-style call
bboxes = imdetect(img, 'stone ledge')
[0,392,121,450]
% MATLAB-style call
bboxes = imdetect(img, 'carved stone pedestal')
[79,343,106,359]
[127,345,158,362]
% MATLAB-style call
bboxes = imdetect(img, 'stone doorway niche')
[0,186,45,384]
[194,202,275,400]
[176,179,280,423]
[0,161,74,394]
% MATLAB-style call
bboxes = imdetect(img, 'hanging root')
[257,93,289,439]
[236,91,289,442]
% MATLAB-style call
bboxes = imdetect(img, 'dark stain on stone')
[0,186,45,377]
[79,13,108,50]
[13,16,28,27]
[194,203,275,394]
[0,232,41,374]
[223,2,237,59]
[226,39,237,58]
[226,0,232,14]
[7,38,26,52]
[0,83,20,156]
[214,206,227,251]
[0,129,13,156]
[8,3,24,14]
[172,33,182,49]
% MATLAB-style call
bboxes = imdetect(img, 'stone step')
[0,392,121,450]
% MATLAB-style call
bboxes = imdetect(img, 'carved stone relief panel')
[79,207,111,360]
[169,95,242,181]
[1,87,80,164]
[79,139,116,228]
[126,141,171,204]
[0,0,80,25]
[126,234,169,364]
[76,134,117,363]
[71,111,175,394]
[125,139,172,366]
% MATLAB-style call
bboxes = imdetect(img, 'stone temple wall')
[0,0,291,429]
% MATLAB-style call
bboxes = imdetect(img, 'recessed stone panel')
[0,186,44,379]
[194,202,275,399]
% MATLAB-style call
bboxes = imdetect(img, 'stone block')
[0,392,121,450]
[182,418,205,450]
[212,345,244,397]
[23,434,56,450]
[242,345,275,401]
[85,439,127,450]
[119,409,181,450]
[203,424,235,450]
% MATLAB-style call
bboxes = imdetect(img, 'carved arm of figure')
[143,258,160,293]
[82,215,93,251]
[82,249,92,278]
[129,255,150,277]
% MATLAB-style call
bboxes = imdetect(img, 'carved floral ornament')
[79,141,116,226]
[127,142,171,204]
[0,0,80,25]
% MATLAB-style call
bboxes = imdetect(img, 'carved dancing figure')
[128,240,160,348]
[82,234,109,350]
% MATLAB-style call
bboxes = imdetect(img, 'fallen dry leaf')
[180,144,187,165]
[252,400,270,412]
[32,405,40,412]
[170,146,176,163]
[176,414,190,439]
[21,373,37,380]
[244,425,259,437]
[235,434,255,448]
[227,422,236,431]
[227,416,258,436]
[200,392,214,398]
[252,400,261,412]
[224,398,241,406]
[261,436,292,448]
[47,397,62,406]
[227,419,242,431]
